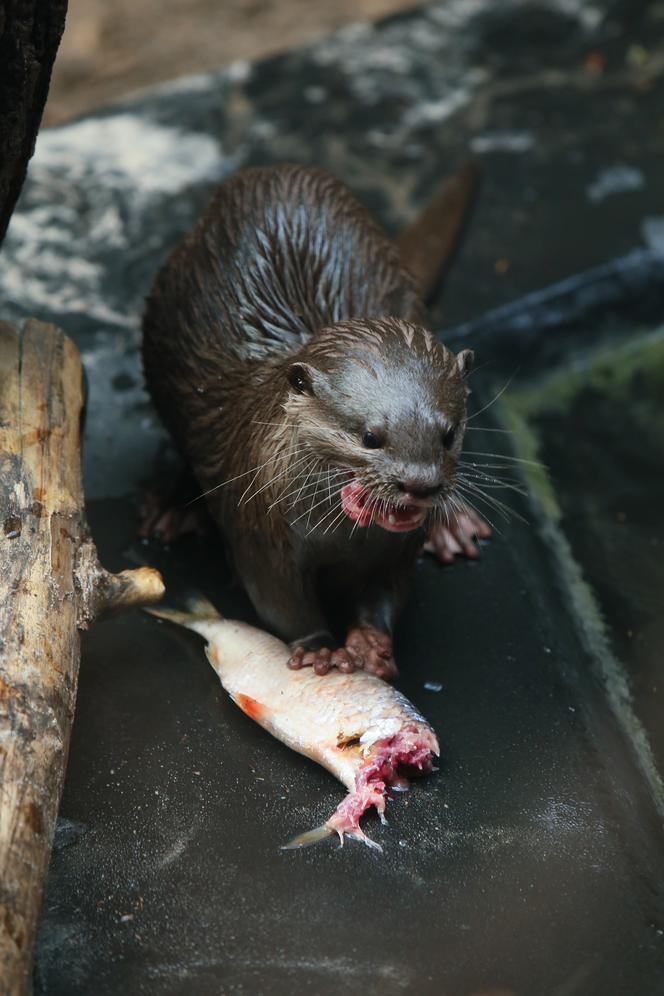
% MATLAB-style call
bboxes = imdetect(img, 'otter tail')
[396,159,480,303]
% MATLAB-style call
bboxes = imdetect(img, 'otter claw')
[288,645,364,675]
[345,627,398,682]
[331,648,360,674]
[288,630,397,680]
[287,646,306,669]
[424,507,491,564]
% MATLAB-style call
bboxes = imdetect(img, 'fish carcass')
[149,597,439,851]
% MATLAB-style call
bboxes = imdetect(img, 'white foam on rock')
[471,131,535,154]
[0,112,229,327]
[586,164,645,203]
[32,114,225,200]
[642,216,664,256]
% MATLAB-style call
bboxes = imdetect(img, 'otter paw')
[138,491,201,544]
[345,627,398,682]
[288,645,363,676]
[287,646,331,675]
[423,508,491,564]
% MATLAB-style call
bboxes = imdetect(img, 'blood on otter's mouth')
[340,480,429,533]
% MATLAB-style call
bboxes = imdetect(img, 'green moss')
[499,403,559,521]
[506,324,664,424]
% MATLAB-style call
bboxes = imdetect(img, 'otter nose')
[398,479,441,499]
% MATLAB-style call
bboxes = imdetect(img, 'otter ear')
[456,349,474,378]
[287,362,317,396]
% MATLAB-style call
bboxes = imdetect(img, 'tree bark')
[0,319,164,994]
[0,0,69,246]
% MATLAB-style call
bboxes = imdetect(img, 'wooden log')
[0,1,69,246]
[0,318,164,994]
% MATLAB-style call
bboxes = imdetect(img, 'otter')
[142,164,488,679]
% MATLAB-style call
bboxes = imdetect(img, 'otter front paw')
[138,490,206,544]
[423,507,491,564]
[345,627,398,682]
[287,627,397,680]
[287,645,360,676]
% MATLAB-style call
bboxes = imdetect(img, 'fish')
[148,596,439,851]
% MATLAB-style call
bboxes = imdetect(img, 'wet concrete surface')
[35,476,664,996]
[513,326,664,777]
[1,0,663,993]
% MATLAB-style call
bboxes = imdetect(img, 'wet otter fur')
[142,164,486,678]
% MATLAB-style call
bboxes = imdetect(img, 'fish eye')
[362,430,383,449]
[442,426,457,449]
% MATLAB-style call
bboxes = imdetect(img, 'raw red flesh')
[340,481,427,533]
[326,730,436,842]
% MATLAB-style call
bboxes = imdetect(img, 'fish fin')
[183,593,223,619]
[280,824,337,850]
[346,827,383,852]
[145,593,222,629]
[232,692,269,723]
[281,823,383,852]
[202,650,272,723]
[144,605,199,629]
[204,644,220,669]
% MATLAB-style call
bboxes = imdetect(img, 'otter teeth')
[388,513,397,525]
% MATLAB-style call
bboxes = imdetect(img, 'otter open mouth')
[340,480,428,533]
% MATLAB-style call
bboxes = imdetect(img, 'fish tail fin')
[281,822,383,853]
[280,824,337,850]
[145,592,222,629]
[345,827,383,852]
[183,593,223,619]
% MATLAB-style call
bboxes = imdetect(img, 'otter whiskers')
[459,466,528,497]
[267,459,322,512]
[319,501,349,537]
[276,467,347,521]
[465,373,517,423]
[187,441,306,505]
[451,489,499,532]
[461,450,543,468]
[304,470,349,526]
[240,450,314,506]
[296,489,343,531]
[453,477,527,528]
[280,468,348,532]
[465,426,514,434]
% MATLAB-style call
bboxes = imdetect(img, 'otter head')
[284,317,473,534]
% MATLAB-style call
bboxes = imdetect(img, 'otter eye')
[443,426,457,449]
[362,430,383,449]
[287,362,314,395]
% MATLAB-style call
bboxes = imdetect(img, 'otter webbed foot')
[287,632,344,676]
[345,626,398,682]
[287,627,397,681]
[138,467,213,544]
[423,507,491,564]
[288,645,354,676]
[138,491,203,544]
